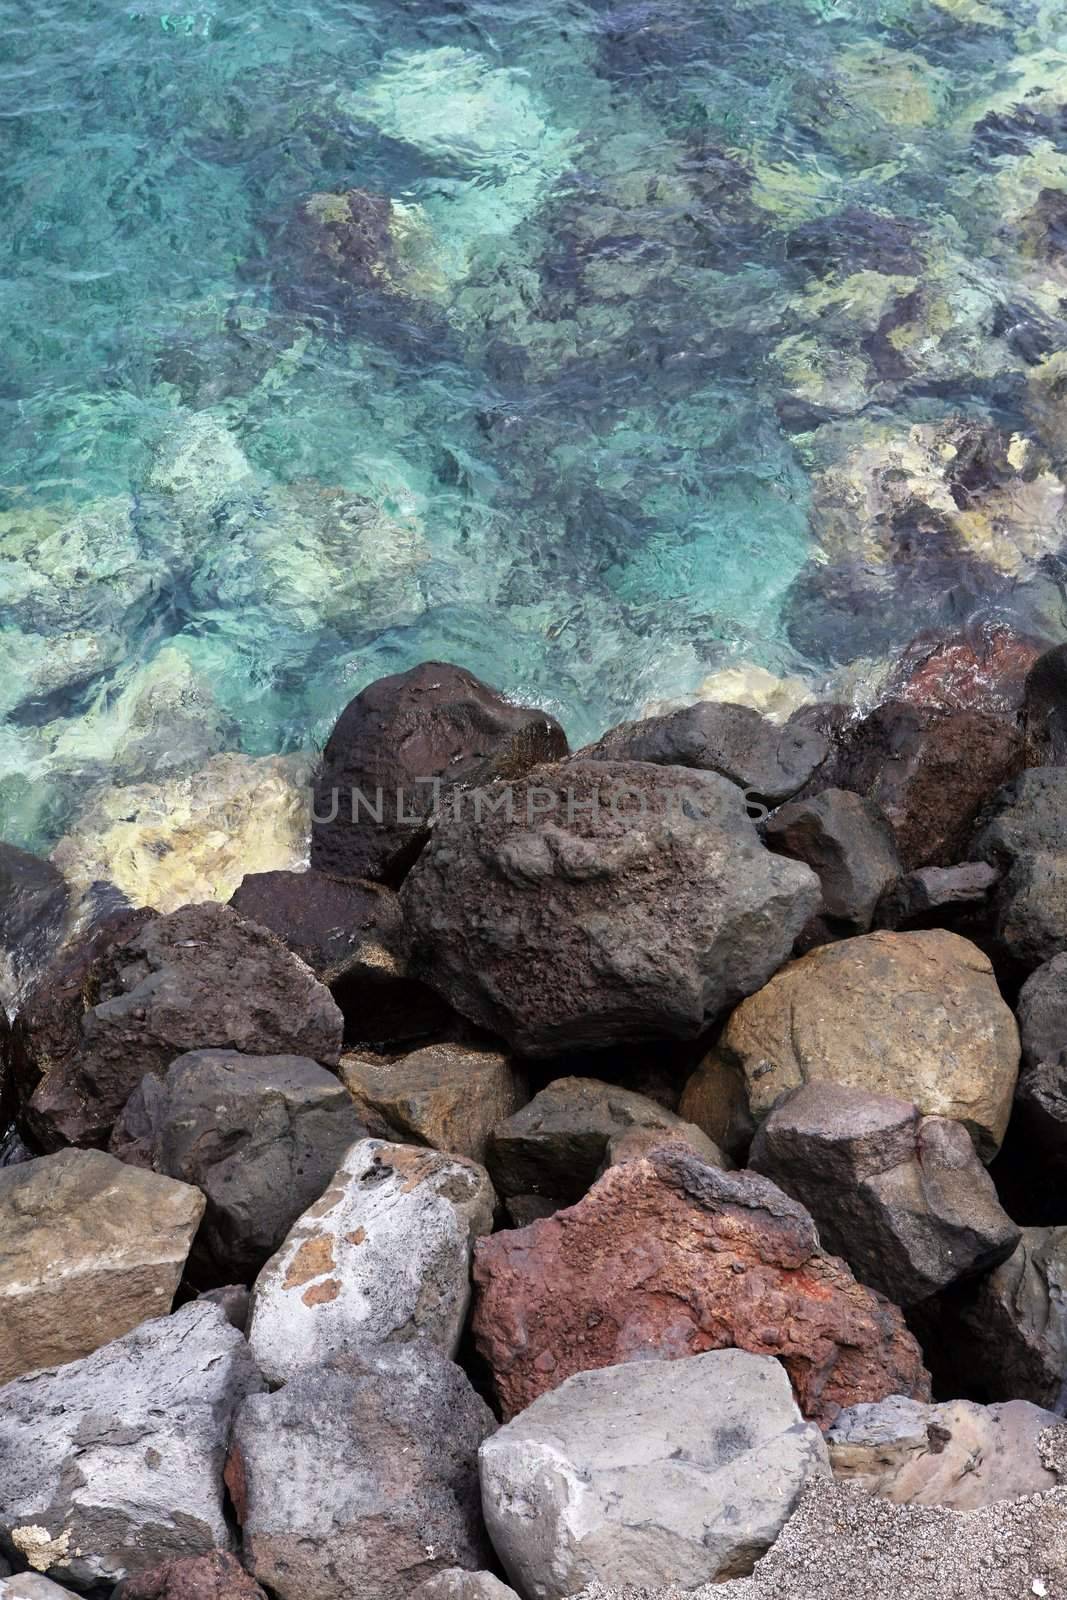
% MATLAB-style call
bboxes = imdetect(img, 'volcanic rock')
[339,1043,528,1163]
[971,766,1067,970]
[763,788,900,936]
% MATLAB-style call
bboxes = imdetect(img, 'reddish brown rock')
[113,1552,267,1600]
[471,1147,929,1427]
[890,627,1043,718]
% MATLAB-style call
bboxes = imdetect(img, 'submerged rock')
[0,844,69,1015]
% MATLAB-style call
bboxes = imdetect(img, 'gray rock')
[247,1138,495,1385]
[486,1076,724,1206]
[764,788,900,934]
[12,902,344,1150]
[1018,953,1067,1068]
[874,862,999,931]
[827,1394,1060,1509]
[578,701,829,805]
[0,1148,205,1385]
[0,844,68,1016]
[1012,1055,1067,1186]
[0,1578,82,1598]
[479,1350,830,1598]
[229,1343,496,1600]
[971,767,1067,971]
[411,1573,519,1599]
[0,1301,264,1588]
[402,761,820,1056]
[198,1286,251,1333]
[749,1083,1020,1305]
[110,1050,367,1282]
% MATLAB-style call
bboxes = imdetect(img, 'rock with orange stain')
[471,1146,930,1427]
[247,1139,495,1385]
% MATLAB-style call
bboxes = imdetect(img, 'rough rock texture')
[873,862,999,931]
[0,1148,204,1385]
[890,627,1043,718]
[339,1044,528,1163]
[970,767,1067,971]
[708,930,1019,1160]
[749,1084,1019,1305]
[248,1138,495,1384]
[764,788,900,936]
[486,1076,723,1206]
[402,761,820,1056]
[599,1121,727,1173]
[1022,641,1067,765]
[0,1578,82,1598]
[0,844,69,1015]
[112,1552,268,1599]
[228,869,451,1045]
[12,901,343,1151]
[827,1394,1060,1509]
[472,1147,930,1426]
[412,1574,519,1600]
[1018,953,1067,1068]
[579,702,828,805]
[1011,1055,1067,1190]
[677,1049,757,1161]
[311,662,568,884]
[228,1342,495,1600]
[480,1351,830,1597]
[109,1050,366,1282]
[932,1227,1067,1410]
[0,1302,264,1588]
[572,1479,1067,1600]
[796,700,1023,870]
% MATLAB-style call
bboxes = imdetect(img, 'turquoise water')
[5,0,1067,850]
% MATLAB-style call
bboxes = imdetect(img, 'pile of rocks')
[2,648,1067,1598]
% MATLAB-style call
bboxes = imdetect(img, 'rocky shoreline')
[3,644,1067,1597]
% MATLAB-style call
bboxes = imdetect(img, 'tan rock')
[642,663,816,724]
[0,1149,205,1385]
[707,930,1019,1159]
[51,752,311,913]
[338,1044,529,1162]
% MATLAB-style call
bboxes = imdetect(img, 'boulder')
[247,1138,495,1385]
[0,1579,82,1598]
[578,701,828,806]
[401,761,820,1056]
[486,1076,724,1207]
[109,1050,367,1283]
[227,1342,495,1600]
[112,1552,268,1599]
[0,844,68,1015]
[12,901,343,1150]
[471,1146,930,1426]
[479,1350,830,1596]
[199,1285,250,1333]
[970,767,1067,971]
[1010,1055,1067,1194]
[0,1148,204,1385]
[707,930,1019,1160]
[310,662,568,884]
[873,862,999,931]
[795,700,1023,870]
[339,1044,528,1163]
[827,1394,1060,1509]
[1022,641,1067,765]
[412,1575,519,1600]
[599,1121,727,1172]
[0,1301,264,1588]
[889,627,1043,719]
[749,1083,1020,1305]
[1018,953,1067,1068]
[763,788,900,936]
[228,869,452,1045]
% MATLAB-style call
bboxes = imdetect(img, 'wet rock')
[486,1076,722,1207]
[338,1044,528,1163]
[579,701,829,806]
[479,1351,830,1596]
[401,761,820,1056]
[827,1394,1060,1509]
[796,700,1023,871]
[1023,641,1067,765]
[112,1552,268,1600]
[110,1050,366,1283]
[0,844,68,1016]
[970,766,1067,971]
[0,1301,264,1588]
[311,662,568,885]
[471,1146,930,1426]
[1018,953,1067,1067]
[641,664,815,725]
[786,208,923,280]
[412,1575,518,1600]
[0,1148,204,1385]
[228,1341,495,1600]
[889,626,1043,718]
[247,1138,495,1384]
[873,862,999,931]
[228,868,451,1045]
[749,1083,1019,1305]
[51,753,312,916]
[764,788,900,937]
[707,930,1019,1160]
[12,901,343,1151]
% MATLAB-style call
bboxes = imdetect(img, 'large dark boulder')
[12,903,343,1151]
[110,1050,367,1283]
[764,787,900,938]
[400,761,820,1057]
[1018,952,1067,1067]
[310,663,569,885]
[970,767,1067,971]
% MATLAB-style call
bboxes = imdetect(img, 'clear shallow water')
[5,0,1067,850]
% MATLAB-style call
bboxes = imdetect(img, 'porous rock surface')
[112,1552,268,1599]
[472,1146,929,1425]
[971,767,1067,972]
